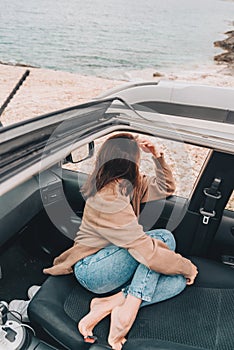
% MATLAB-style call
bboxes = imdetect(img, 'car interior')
[0,125,234,350]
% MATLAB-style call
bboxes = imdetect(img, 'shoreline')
[0,62,233,126]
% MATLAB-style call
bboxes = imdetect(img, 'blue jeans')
[74,229,186,307]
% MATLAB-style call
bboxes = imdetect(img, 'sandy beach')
[0,62,234,126]
[0,64,123,125]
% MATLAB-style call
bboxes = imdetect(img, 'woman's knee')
[159,274,186,299]
[174,274,187,294]
[146,229,176,251]
[163,274,187,299]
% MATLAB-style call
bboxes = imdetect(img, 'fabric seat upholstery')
[28,258,234,350]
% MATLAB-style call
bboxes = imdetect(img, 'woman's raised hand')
[137,138,162,158]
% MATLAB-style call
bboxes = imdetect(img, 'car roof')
[0,83,233,196]
[97,81,234,153]
[97,80,234,111]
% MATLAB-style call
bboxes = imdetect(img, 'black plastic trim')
[133,101,234,124]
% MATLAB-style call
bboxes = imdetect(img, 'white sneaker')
[27,285,41,299]
[8,299,30,323]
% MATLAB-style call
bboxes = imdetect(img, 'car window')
[225,191,234,211]
[62,132,210,199]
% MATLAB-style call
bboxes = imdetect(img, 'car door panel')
[139,196,188,232]
[210,209,234,263]
[61,169,87,216]
[0,177,42,248]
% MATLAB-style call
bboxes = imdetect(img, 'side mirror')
[66,142,94,164]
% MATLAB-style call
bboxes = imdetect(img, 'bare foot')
[108,295,141,350]
[78,292,125,338]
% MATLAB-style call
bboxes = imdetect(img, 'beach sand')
[0,64,123,125]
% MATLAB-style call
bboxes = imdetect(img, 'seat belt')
[191,177,222,256]
[200,177,222,225]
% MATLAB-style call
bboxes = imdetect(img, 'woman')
[44,133,198,350]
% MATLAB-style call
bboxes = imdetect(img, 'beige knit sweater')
[43,155,194,279]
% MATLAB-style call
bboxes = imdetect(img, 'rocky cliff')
[214,30,234,65]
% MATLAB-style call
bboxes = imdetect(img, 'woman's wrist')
[152,151,163,159]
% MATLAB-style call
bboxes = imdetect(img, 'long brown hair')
[82,133,141,199]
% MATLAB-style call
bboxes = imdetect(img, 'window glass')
[62,132,210,199]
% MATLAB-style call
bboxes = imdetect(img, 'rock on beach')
[214,30,234,65]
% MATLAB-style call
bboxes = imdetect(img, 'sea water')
[0,0,233,78]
